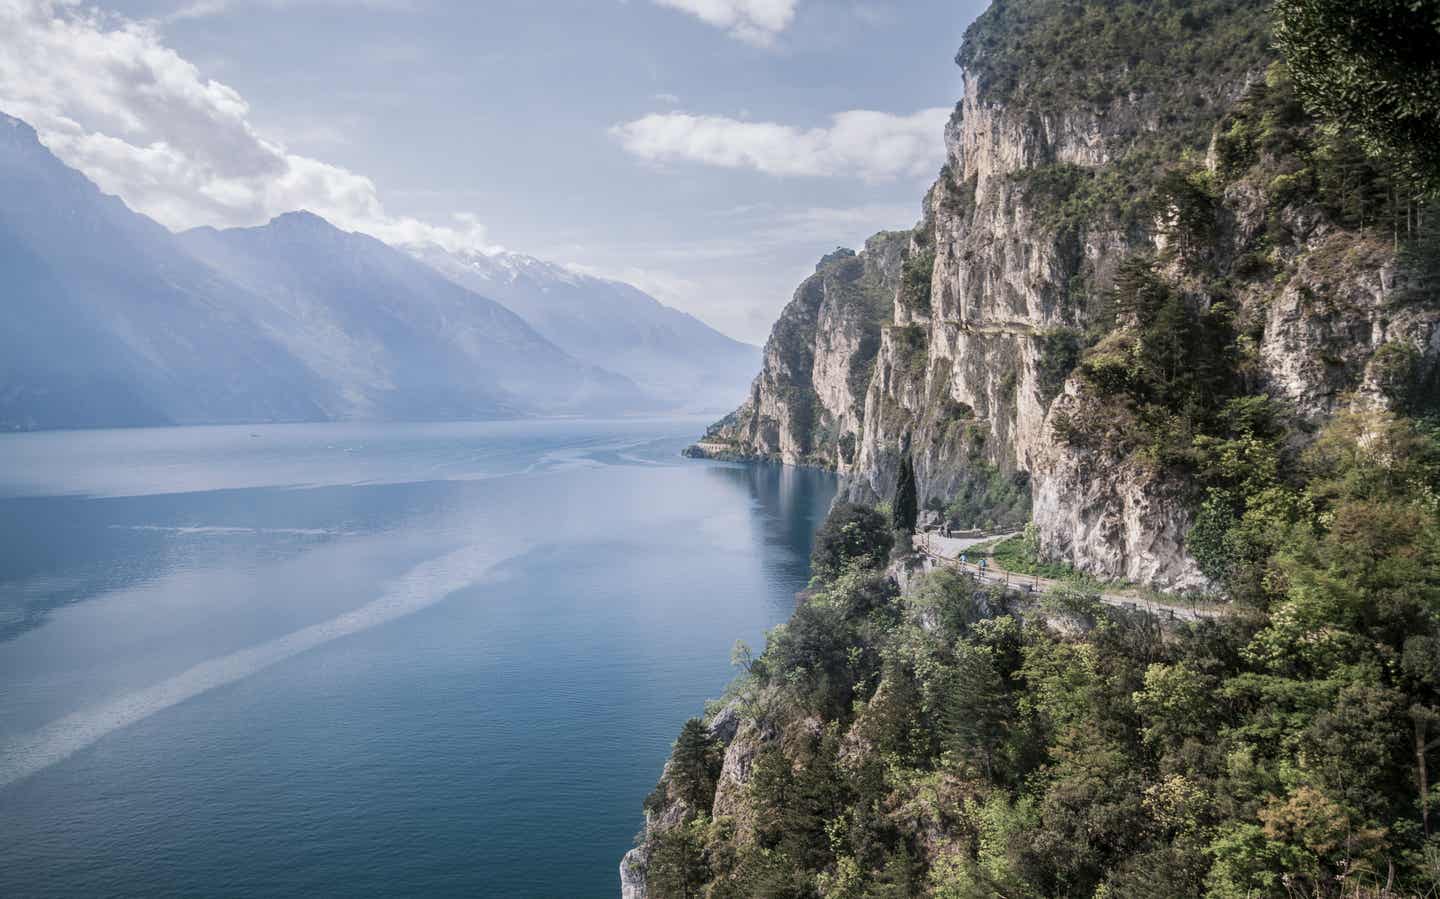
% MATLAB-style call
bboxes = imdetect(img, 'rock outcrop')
[692,234,908,469]
[640,0,1440,890]
[621,700,770,897]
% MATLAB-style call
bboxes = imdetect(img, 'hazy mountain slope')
[0,114,332,429]
[407,244,759,412]
[0,112,648,429]
[180,215,647,420]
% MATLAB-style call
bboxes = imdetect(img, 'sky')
[0,0,986,343]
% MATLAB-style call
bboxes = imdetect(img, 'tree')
[811,503,894,582]
[1275,0,1440,194]
[937,641,1011,779]
[749,746,798,851]
[647,817,711,899]
[893,455,919,535]
[668,718,722,812]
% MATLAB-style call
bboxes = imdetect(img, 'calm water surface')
[0,419,836,897]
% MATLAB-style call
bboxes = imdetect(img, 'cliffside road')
[935,320,1038,338]
[913,533,1227,622]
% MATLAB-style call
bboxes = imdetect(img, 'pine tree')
[893,454,919,534]
[937,642,1010,780]
[647,818,710,899]
[668,718,721,812]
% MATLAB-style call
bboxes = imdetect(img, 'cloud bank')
[0,0,495,251]
[611,107,950,180]
[651,0,798,46]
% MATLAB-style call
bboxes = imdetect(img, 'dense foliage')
[1274,0,1440,195]
[643,411,1440,898]
[933,465,1032,533]
[959,0,1270,127]
[1050,66,1438,482]
[810,503,895,583]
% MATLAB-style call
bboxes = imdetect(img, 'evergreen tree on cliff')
[893,454,918,535]
[667,718,720,811]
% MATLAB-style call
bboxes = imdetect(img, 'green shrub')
[944,466,1031,531]
[1033,326,1086,405]
[902,248,936,315]
[811,503,894,582]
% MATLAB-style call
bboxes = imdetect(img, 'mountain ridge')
[406,242,760,414]
[0,111,748,430]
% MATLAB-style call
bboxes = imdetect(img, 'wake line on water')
[109,525,352,537]
[0,538,525,791]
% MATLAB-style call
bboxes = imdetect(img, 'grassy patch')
[967,527,1121,594]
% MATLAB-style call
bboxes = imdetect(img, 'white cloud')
[161,0,418,23]
[611,107,949,181]
[651,0,798,46]
[0,0,495,252]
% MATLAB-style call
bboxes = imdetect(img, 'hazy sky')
[0,0,985,342]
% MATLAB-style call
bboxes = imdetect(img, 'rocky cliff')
[693,0,1440,590]
[693,234,908,469]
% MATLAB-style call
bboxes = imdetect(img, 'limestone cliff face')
[693,234,907,470]
[697,44,1440,590]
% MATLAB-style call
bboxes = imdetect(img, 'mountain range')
[0,112,756,431]
[407,245,759,414]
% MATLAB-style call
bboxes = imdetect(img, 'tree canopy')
[1275,0,1440,194]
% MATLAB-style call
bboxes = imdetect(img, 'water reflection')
[0,421,839,897]
[705,461,837,607]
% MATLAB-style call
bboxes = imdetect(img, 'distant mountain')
[179,215,646,420]
[0,112,646,430]
[0,114,332,429]
[407,244,759,413]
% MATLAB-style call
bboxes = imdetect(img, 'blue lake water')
[0,419,836,898]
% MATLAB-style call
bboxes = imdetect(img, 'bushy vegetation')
[889,324,930,375]
[1016,163,1147,238]
[1052,64,1437,480]
[643,410,1440,898]
[902,248,937,316]
[810,503,895,584]
[939,465,1032,532]
[1032,326,1085,406]
[959,0,1271,126]
[1062,252,1241,469]
[987,524,1109,591]
[1274,0,1440,196]
[1213,66,1435,248]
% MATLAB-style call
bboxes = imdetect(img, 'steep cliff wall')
[696,0,1440,590]
[691,233,907,470]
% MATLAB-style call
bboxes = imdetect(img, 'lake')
[0,419,836,898]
